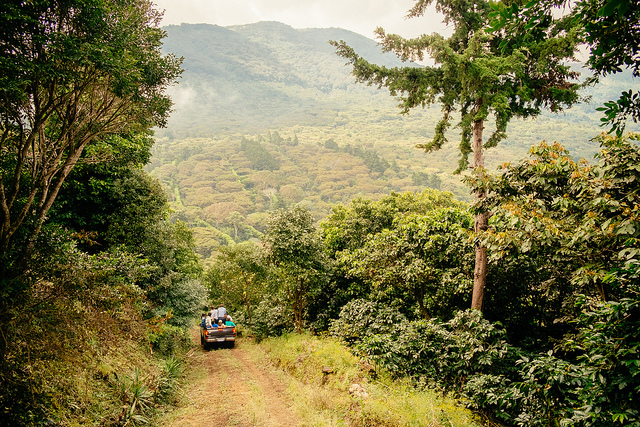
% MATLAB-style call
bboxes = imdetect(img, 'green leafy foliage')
[147,324,193,357]
[207,243,268,325]
[491,0,639,134]
[0,0,182,268]
[329,299,407,345]
[331,0,584,313]
[565,271,640,426]
[251,292,294,341]
[469,134,640,324]
[359,310,516,390]
[53,160,207,328]
[262,205,327,333]
[320,189,469,321]
[0,227,152,424]
[0,3,201,422]
[342,208,474,319]
[334,300,640,426]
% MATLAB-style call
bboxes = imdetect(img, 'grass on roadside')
[250,332,481,427]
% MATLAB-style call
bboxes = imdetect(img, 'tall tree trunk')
[471,106,488,311]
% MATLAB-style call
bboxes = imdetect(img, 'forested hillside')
[157,21,418,135]
[3,0,639,424]
[149,22,637,263]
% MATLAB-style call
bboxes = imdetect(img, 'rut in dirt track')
[168,340,302,427]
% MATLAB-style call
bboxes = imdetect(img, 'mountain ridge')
[159,22,418,136]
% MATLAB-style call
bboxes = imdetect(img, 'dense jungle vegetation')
[0,0,200,424]
[1,0,639,425]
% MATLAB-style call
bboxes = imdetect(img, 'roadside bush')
[147,277,208,328]
[148,323,194,357]
[329,298,407,345]
[251,292,293,341]
[346,300,640,427]
[360,310,518,391]
[563,292,640,426]
[0,228,194,425]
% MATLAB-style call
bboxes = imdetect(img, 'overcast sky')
[151,0,450,40]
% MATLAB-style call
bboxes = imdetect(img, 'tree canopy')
[331,0,581,311]
[491,0,640,134]
[262,205,326,333]
[0,0,182,274]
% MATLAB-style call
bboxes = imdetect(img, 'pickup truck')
[200,324,236,349]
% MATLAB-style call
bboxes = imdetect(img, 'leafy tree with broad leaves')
[317,189,466,325]
[262,205,326,333]
[467,134,640,342]
[207,243,268,326]
[0,0,182,275]
[463,134,640,423]
[322,188,465,257]
[225,211,246,240]
[342,208,474,320]
[332,0,581,311]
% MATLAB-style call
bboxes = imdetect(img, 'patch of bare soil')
[160,330,302,426]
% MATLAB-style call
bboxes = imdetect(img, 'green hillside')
[150,22,638,263]
[158,21,417,135]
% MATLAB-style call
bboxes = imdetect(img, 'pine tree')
[332,0,582,310]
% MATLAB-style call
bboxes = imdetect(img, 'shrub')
[148,324,194,357]
[360,310,518,390]
[563,293,640,426]
[329,298,407,345]
[251,292,293,341]
[148,277,208,328]
[345,302,640,427]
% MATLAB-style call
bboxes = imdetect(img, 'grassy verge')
[252,332,481,427]
[1,315,195,426]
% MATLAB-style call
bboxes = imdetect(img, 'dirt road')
[160,333,302,426]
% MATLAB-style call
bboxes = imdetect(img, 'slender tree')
[0,0,182,274]
[332,0,581,310]
[262,205,325,333]
[209,243,267,326]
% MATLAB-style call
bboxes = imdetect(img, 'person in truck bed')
[217,303,227,323]
[224,315,235,327]
[205,313,213,328]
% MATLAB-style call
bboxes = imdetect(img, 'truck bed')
[200,325,236,349]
